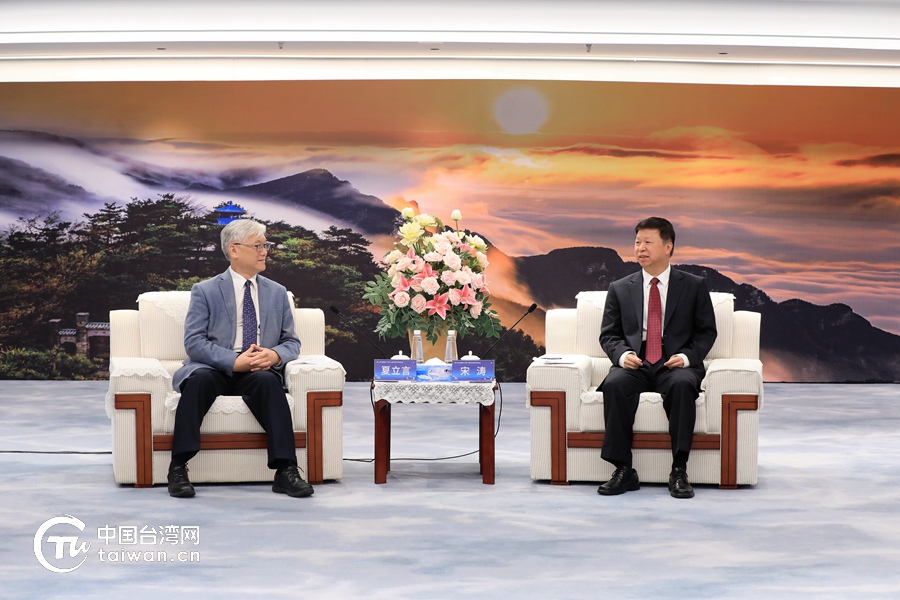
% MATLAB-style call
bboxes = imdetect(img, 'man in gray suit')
[167,219,312,499]
[597,217,717,499]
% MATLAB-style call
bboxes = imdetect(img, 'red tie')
[647,277,662,363]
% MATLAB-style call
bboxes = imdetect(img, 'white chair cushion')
[578,391,708,434]
[162,392,296,434]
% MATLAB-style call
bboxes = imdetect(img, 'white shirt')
[228,267,260,353]
[619,265,690,368]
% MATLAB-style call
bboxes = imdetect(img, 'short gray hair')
[220,219,266,259]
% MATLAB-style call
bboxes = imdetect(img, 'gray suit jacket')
[599,268,717,374]
[172,270,301,391]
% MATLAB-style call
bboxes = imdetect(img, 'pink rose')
[448,288,461,306]
[443,252,462,271]
[411,294,428,314]
[421,276,440,295]
[393,291,410,308]
[471,273,485,290]
[433,237,453,255]
[441,270,457,286]
[396,256,412,272]
[454,268,472,286]
[469,301,483,318]
[476,251,489,269]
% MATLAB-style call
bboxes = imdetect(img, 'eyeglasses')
[233,242,275,253]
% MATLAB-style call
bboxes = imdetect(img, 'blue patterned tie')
[241,280,257,352]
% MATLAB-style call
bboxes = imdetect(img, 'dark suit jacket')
[172,270,301,391]
[600,268,717,373]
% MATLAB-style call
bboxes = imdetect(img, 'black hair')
[634,217,675,256]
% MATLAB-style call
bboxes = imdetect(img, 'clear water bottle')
[412,330,425,364]
[444,330,458,363]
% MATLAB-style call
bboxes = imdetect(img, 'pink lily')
[390,273,412,297]
[414,263,436,281]
[425,292,450,319]
[456,284,478,307]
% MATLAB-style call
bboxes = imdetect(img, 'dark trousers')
[171,368,296,469]
[599,359,702,469]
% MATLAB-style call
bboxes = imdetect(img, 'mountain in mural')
[513,247,900,382]
[0,131,401,235]
[1,130,897,381]
[0,154,107,217]
[228,169,400,235]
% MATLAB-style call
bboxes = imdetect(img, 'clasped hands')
[234,344,280,372]
[622,352,685,370]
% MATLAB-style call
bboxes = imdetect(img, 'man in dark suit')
[597,217,717,499]
[167,218,313,499]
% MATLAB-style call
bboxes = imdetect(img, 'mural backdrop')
[1,80,898,382]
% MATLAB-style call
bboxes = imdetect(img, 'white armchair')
[107,291,344,487]
[526,291,762,488]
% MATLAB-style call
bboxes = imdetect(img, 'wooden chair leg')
[114,393,153,488]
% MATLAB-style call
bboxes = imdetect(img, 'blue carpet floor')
[1,381,899,599]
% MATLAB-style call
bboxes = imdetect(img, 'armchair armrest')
[702,358,764,433]
[526,354,594,429]
[106,357,172,426]
[284,356,346,429]
[107,356,173,485]
[284,355,346,482]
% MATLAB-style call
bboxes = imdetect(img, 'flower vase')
[408,330,449,362]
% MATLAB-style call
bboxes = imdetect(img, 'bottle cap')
[461,351,480,360]
[413,330,421,335]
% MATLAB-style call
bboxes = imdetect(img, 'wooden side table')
[371,381,497,484]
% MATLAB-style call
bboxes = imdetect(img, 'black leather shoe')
[669,467,695,499]
[167,463,195,498]
[597,466,640,496]
[273,464,315,498]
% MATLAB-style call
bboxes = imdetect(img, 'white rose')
[467,235,488,252]
[450,209,462,221]
[416,213,437,228]
[401,207,416,219]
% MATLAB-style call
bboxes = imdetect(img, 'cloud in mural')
[493,86,549,135]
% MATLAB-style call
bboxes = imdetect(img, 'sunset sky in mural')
[1,80,898,333]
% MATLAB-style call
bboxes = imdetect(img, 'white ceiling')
[2,0,899,85]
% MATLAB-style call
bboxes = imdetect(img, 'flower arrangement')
[364,208,501,344]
